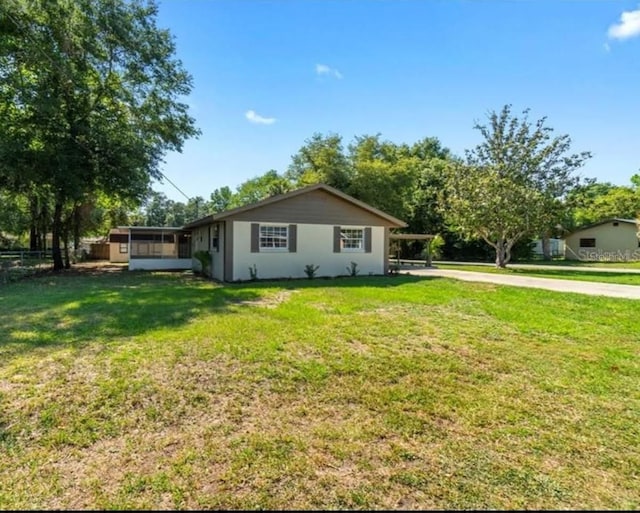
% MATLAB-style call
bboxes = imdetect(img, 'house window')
[580,238,596,248]
[119,243,128,254]
[341,228,364,251]
[211,224,219,252]
[260,225,288,250]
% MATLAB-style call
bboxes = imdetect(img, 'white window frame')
[259,224,289,252]
[341,227,364,252]
[119,243,128,254]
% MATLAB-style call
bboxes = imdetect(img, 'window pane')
[341,229,363,249]
[260,225,288,249]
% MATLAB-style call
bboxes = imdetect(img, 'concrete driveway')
[406,268,640,300]
[433,260,640,274]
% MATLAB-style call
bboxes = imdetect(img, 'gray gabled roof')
[183,183,407,229]
[567,218,638,235]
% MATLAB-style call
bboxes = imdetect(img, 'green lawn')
[1,270,639,509]
[435,264,640,286]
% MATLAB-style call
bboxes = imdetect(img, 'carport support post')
[425,239,432,267]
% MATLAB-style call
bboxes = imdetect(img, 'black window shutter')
[364,227,372,253]
[333,226,341,253]
[251,223,259,253]
[289,224,297,253]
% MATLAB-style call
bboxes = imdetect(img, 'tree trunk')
[541,234,552,261]
[29,224,38,252]
[29,196,38,251]
[51,200,64,271]
[495,239,507,268]
[63,229,71,269]
[73,204,81,251]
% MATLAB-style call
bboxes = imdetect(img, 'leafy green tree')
[233,170,293,207]
[141,191,173,226]
[569,179,640,226]
[348,135,420,222]
[185,196,208,223]
[443,105,590,267]
[0,191,30,248]
[0,0,199,270]
[210,186,234,213]
[286,133,352,190]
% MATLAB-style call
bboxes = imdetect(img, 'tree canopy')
[442,105,591,267]
[0,0,199,268]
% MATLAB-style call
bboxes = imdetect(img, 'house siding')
[565,221,640,261]
[225,188,401,227]
[109,228,129,263]
[231,222,385,281]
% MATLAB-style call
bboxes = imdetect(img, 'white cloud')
[245,110,276,125]
[608,6,640,40]
[315,63,343,79]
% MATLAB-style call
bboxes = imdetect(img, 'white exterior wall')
[129,258,192,271]
[232,221,385,281]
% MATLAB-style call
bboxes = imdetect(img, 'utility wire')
[158,171,191,201]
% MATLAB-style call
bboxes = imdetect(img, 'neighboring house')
[564,218,640,261]
[184,183,407,281]
[531,238,565,258]
[109,226,192,270]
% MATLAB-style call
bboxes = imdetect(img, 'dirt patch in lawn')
[231,290,297,309]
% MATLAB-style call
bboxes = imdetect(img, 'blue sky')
[154,0,640,202]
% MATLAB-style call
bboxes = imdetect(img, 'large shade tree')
[443,105,590,267]
[0,0,199,269]
[568,176,640,228]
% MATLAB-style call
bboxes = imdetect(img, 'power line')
[158,171,191,201]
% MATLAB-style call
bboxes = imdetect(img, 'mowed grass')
[1,270,639,510]
[435,264,640,286]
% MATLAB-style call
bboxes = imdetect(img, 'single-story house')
[564,218,640,261]
[109,226,192,270]
[184,183,407,281]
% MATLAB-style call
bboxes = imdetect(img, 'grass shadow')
[1,270,441,359]
[1,271,262,358]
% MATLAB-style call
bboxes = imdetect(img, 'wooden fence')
[0,250,52,284]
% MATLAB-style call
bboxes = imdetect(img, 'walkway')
[432,261,640,274]
[405,268,640,300]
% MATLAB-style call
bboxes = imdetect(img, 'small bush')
[304,264,320,279]
[194,250,211,275]
[248,264,258,281]
[346,261,359,277]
